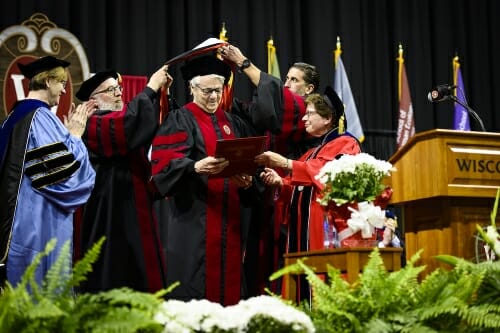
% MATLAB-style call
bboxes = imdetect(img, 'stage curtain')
[121,74,147,108]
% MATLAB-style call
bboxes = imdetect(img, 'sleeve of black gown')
[234,72,310,136]
[150,108,199,197]
[233,72,315,159]
[231,72,283,133]
[84,87,160,157]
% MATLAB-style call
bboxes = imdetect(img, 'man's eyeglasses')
[92,85,123,97]
[195,85,223,96]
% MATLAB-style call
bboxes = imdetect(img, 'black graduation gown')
[233,72,321,160]
[150,102,256,306]
[232,73,321,296]
[76,87,166,293]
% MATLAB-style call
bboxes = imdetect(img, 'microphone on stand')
[427,84,456,103]
[427,84,486,132]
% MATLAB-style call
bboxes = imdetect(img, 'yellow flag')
[219,22,228,42]
[267,37,281,79]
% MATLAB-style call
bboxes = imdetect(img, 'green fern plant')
[475,187,500,260]
[0,237,173,333]
[271,248,500,333]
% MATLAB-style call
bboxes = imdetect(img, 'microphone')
[427,83,486,132]
[427,84,456,103]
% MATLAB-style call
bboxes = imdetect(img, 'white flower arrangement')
[316,153,394,206]
[154,295,315,333]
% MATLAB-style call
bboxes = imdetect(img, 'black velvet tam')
[17,56,70,79]
[76,70,119,101]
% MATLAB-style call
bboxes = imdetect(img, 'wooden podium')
[388,129,500,274]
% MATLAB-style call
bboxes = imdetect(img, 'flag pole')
[452,54,459,96]
[267,36,274,74]
[397,43,404,101]
[334,36,342,68]
[219,22,228,42]
[218,22,233,111]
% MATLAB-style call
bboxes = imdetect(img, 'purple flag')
[453,66,470,130]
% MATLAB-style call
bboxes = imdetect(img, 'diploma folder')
[213,136,267,178]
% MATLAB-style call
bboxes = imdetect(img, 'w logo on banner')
[453,56,470,131]
[0,13,90,122]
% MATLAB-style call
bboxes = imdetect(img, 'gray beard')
[100,100,123,111]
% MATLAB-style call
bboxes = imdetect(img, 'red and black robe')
[282,131,361,253]
[76,87,166,293]
[232,73,321,296]
[281,130,361,303]
[150,102,256,306]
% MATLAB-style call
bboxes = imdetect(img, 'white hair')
[190,74,225,88]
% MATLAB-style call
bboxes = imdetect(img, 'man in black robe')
[75,65,172,293]
[219,44,322,296]
[150,55,263,305]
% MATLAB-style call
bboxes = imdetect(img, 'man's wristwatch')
[238,59,251,73]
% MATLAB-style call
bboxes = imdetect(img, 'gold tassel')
[338,114,345,134]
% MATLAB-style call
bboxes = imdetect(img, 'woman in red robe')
[256,87,361,302]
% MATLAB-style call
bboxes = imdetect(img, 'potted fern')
[270,188,500,332]
[0,238,168,333]
[270,247,500,332]
[0,238,314,333]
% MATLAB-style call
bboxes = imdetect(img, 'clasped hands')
[192,150,290,188]
[255,151,285,187]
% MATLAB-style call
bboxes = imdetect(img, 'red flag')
[396,44,415,149]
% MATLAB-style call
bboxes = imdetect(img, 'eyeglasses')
[195,85,223,96]
[305,110,318,117]
[92,85,123,96]
[59,80,67,89]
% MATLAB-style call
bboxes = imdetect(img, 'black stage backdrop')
[1,0,499,159]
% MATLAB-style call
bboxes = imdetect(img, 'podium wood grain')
[387,129,500,275]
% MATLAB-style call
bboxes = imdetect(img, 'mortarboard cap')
[165,37,227,66]
[76,70,120,101]
[180,55,232,83]
[323,86,346,132]
[17,55,70,79]
[323,86,344,119]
